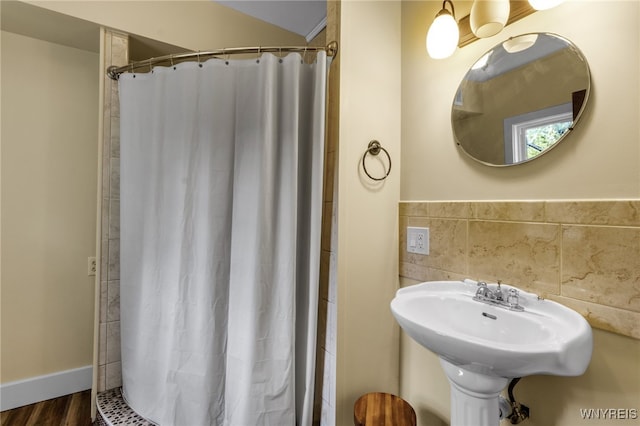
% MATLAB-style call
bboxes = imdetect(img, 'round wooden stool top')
[354,392,417,426]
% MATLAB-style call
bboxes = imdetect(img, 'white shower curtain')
[118,52,327,426]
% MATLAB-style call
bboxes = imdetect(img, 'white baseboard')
[0,365,92,411]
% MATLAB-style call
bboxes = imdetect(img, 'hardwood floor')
[1,390,92,426]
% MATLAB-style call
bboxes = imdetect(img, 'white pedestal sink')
[391,280,593,426]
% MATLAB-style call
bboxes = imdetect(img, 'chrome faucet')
[473,280,523,311]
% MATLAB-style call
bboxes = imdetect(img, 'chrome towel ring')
[362,140,391,181]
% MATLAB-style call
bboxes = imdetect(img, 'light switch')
[407,227,429,255]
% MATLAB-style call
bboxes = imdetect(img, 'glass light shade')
[502,34,539,53]
[426,12,459,59]
[528,0,564,10]
[470,0,510,38]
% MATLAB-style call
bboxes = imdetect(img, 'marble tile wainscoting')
[399,201,640,340]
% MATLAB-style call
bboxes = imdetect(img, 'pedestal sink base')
[440,358,509,426]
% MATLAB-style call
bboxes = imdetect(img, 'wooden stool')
[354,392,417,426]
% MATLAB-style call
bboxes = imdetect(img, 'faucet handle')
[475,281,489,298]
[507,288,520,308]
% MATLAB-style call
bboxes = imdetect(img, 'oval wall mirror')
[452,33,591,166]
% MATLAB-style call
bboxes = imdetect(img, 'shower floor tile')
[97,388,155,426]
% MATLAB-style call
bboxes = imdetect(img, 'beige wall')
[27,0,306,51]
[399,1,640,425]
[1,30,99,382]
[335,1,402,424]
[401,1,640,200]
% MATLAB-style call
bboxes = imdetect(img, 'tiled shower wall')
[399,200,640,340]
[313,3,340,425]
[97,29,128,392]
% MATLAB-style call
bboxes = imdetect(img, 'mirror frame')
[452,32,591,167]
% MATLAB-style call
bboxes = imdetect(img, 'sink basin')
[391,279,593,378]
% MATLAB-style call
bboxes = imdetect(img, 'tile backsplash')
[399,201,640,339]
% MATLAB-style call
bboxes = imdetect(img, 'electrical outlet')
[88,257,97,276]
[407,227,429,255]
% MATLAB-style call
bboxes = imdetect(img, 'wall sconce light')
[435,0,564,57]
[470,0,510,38]
[528,0,564,10]
[426,0,459,59]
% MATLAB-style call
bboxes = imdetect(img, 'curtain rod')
[107,41,338,80]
